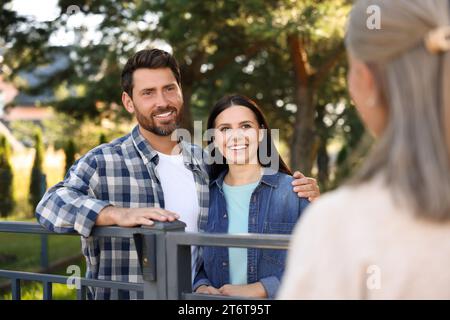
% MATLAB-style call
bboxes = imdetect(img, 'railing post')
[166,234,192,300]
[135,221,186,300]
[39,174,48,270]
[76,286,86,300]
[40,234,48,270]
[43,281,52,300]
[11,279,21,300]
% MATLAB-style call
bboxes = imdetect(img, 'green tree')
[1,1,55,80]
[63,138,76,175]
[0,135,15,218]
[3,0,363,187]
[29,129,46,212]
[147,0,353,177]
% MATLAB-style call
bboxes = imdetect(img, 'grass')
[0,149,87,299]
[0,263,86,300]
[0,234,86,300]
[0,233,82,271]
[0,232,86,300]
[2,282,79,300]
[0,231,87,300]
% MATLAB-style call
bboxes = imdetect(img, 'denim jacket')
[193,169,310,298]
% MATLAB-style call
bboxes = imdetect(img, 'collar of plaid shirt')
[130,125,210,232]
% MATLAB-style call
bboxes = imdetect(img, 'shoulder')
[275,171,295,185]
[274,172,310,207]
[181,141,208,166]
[294,179,394,237]
[180,141,204,156]
[260,171,292,186]
[93,134,132,157]
[268,172,297,194]
[260,172,309,213]
[71,133,132,170]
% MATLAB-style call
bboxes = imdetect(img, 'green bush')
[29,129,46,213]
[63,139,76,175]
[99,132,107,145]
[0,135,15,217]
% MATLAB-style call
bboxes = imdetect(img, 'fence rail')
[0,221,291,300]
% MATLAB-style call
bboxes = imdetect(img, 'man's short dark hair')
[121,48,181,97]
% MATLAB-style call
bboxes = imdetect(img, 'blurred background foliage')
[0,0,372,195]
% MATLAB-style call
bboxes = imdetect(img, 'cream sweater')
[278,177,450,299]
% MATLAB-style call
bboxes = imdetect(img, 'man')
[35,49,320,300]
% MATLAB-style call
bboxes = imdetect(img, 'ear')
[178,84,184,103]
[357,62,380,102]
[122,92,135,114]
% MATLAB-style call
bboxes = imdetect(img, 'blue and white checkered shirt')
[35,125,209,299]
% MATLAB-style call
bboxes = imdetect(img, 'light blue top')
[222,180,259,285]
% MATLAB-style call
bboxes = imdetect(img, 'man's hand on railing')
[95,206,180,227]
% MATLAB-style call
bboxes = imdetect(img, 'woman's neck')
[224,164,263,186]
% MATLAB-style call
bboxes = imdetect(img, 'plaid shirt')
[35,125,209,299]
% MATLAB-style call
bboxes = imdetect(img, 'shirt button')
[223,213,227,218]
[222,262,228,267]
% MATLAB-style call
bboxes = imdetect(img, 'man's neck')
[138,125,180,155]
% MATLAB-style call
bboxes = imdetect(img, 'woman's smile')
[228,144,249,151]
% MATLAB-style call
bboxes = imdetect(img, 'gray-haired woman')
[278,0,450,299]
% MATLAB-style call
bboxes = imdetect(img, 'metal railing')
[0,221,290,300]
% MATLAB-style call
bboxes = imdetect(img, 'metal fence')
[0,221,291,300]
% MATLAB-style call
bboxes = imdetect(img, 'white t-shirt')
[155,151,200,280]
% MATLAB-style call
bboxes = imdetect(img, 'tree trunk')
[316,104,330,189]
[317,136,330,190]
[179,51,205,135]
[287,34,317,175]
[180,84,194,134]
[290,87,316,175]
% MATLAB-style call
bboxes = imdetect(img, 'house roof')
[2,106,54,121]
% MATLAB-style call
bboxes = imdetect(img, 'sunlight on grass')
[1,280,78,300]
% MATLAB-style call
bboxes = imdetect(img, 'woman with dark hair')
[193,94,310,298]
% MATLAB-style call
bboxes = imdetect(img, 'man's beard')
[135,105,182,136]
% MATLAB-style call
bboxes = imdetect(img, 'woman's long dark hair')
[206,94,292,181]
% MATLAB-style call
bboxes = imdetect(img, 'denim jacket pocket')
[261,222,295,267]
[263,222,296,235]
[260,248,288,267]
